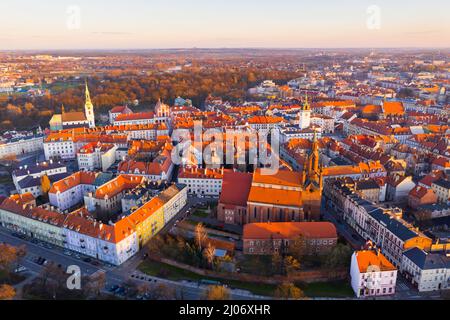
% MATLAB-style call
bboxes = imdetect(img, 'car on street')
[14,265,27,273]
[109,285,119,292]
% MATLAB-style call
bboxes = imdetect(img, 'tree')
[324,244,353,269]
[271,252,283,275]
[85,271,106,297]
[194,223,208,250]
[203,242,216,269]
[284,256,301,275]
[289,234,309,260]
[275,282,305,300]
[0,284,16,300]
[0,243,21,272]
[41,174,52,194]
[150,283,176,300]
[204,285,230,300]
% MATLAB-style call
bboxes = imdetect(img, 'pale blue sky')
[0,0,448,49]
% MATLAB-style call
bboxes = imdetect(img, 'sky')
[0,0,449,50]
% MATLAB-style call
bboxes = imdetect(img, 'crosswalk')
[397,281,410,291]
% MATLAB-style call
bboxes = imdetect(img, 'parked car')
[109,285,119,292]
[14,266,27,273]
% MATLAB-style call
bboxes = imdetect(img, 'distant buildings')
[49,82,96,130]
[0,132,44,160]
[77,142,117,172]
[109,105,133,124]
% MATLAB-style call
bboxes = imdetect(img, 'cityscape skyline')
[1,0,449,50]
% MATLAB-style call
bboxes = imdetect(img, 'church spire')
[303,92,310,111]
[85,79,92,105]
[84,79,95,128]
[307,129,320,184]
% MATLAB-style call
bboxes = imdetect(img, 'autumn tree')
[0,284,16,300]
[41,174,52,194]
[203,242,216,269]
[204,285,230,300]
[0,243,23,272]
[195,223,208,250]
[275,282,305,300]
[284,256,301,276]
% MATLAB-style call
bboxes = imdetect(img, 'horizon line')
[1,46,450,53]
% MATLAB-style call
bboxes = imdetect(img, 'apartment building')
[350,250,398,298]
[177,167,225,197]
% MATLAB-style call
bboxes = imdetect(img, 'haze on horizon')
[0,0,449,50]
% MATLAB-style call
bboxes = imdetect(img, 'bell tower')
[84,80,95,128]
[298,93,311,129]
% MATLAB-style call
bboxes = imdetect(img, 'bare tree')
[203,242,216,269]
[195,223,208,250]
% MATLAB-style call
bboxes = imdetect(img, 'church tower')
[298,93,311,129]
[301,129,323,221]
[84,80,95,128]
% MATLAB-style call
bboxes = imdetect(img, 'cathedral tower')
[84,80,95,128]
[301,129,323,221]
[298,93,311,130]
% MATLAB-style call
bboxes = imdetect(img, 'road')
[320,199,365,249]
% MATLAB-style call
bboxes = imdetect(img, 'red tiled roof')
[243,222,337,240]
[219,171,252,207]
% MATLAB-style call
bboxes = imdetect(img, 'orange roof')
[62,111,87,122]
[178,167,225,180]
[409,185,435,199]
[49,171,97,194]
[322,165,362,177]
[219,171,253,207]
[95,174,145,199]
[361,104,382,114]
[115,112,155,122]
[383,101,405,115]
[127,197,164,227]
[252,168,302,188]
[355,250,397,273]
[248,115,284,124]
[10,192,35,205]
[243,222,337,240]
[248,186,302,207]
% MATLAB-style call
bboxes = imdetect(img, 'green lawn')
[138,260,353,298]
[192,209,209,218]
[298,280,354,298]
[138,260,276,296]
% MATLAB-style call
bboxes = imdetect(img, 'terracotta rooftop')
[243,222,337,240]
